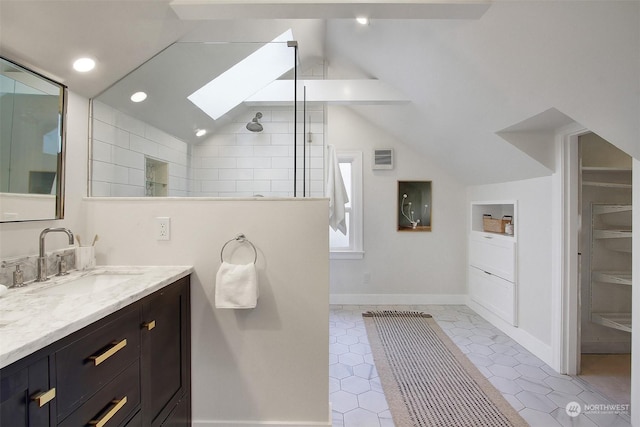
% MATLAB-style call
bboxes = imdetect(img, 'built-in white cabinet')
[589,204,632,333]
[468,201,518,326]
[469,234,516,283]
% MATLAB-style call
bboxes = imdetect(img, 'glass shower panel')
[90,37,323,198]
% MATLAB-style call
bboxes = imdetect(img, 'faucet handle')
[2,261,25,288]
[13,264,24,287]
[56,254,69,276]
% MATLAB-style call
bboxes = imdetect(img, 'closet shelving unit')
[589,203,632,333]
[578,136,634,354]
[582,166,632,189]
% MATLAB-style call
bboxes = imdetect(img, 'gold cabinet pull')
[89,339,127,366]
[32,388,56,407]
[142,320,156,331]
[89,396,127,427]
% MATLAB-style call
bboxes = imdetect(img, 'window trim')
[330,151,363,260]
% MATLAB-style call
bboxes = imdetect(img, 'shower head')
[246,112,263,132]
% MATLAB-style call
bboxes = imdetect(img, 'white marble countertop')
[0,265,193,369]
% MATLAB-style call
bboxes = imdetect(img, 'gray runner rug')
[363,311,529,427]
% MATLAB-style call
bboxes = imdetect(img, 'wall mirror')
[90,36,324,199]
[398,180,432,231]
[0,56,67,222]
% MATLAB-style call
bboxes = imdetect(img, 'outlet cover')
[156,217,171,241]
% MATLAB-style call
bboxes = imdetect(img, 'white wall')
[84,197,330,426]
[467,176,554,362]
[0,94,331,426]
[328,106,468,304]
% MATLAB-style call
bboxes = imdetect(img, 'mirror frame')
[0,56,67,222]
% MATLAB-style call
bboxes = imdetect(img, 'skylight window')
[187,29,294,121]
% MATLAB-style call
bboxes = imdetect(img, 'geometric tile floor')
[330,305,632,427]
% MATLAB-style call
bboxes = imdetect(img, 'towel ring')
[220,234,258,264]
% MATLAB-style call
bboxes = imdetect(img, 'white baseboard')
[193,420,331,427]
[467,298,554,367]
[330,293,467,305]
[193,405,333,427]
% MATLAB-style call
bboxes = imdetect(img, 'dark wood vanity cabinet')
[141,276,191,427]
[0,355,54,427]
[0,275,190,427]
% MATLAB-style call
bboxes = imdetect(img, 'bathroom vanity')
[0,266,192,427]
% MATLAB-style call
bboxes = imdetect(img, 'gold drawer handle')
[142,320,156,331]
[32,388,56,407]
[90,339,127,366]
[89,396,127,427]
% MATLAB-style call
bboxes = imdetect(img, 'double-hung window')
[329,151,363,259]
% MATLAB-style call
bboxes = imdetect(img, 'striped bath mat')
[363,311,528,427]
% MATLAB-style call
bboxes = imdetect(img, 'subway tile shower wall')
[91,101,190,197]
[190,106,325,198]
[91,102,325,198]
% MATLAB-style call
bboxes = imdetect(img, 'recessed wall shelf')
[145,157,168,197]
[397,181,432,232]
[470,201,516,238]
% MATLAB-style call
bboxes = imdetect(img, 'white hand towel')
[215,262,258,309]
[326,145,349,235]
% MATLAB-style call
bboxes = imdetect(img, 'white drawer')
[469,233,516,282]
[469,266,517,326]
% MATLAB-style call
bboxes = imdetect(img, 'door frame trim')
[555,124,587,375]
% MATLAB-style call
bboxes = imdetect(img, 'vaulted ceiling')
[1,0,638,185]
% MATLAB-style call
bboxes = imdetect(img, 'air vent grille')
[373,149,393,169]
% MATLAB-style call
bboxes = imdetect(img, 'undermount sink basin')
[33,272,142,296]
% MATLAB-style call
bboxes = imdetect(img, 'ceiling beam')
[170,0,491,20]
[245,79,410,104]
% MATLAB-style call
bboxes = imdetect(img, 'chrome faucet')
[37,227,74,282]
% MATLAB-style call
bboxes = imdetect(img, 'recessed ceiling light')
[130,91,148,103]
[73,57,95,72]
[356,17,369,25]
[195,129,207,137]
